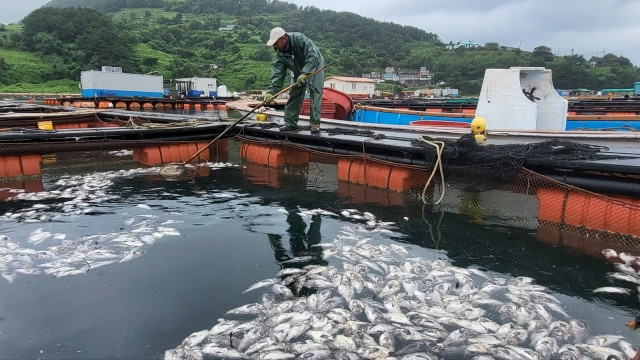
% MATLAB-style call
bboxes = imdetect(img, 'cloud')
[287,0,640,67]
[0,1,50,24]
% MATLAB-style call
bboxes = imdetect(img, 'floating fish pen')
[1,124,638,256]
[2,109,640,359]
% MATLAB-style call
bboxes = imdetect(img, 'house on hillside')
[446,40,480,50]
[324,76,376,98]
[219,24,236,31]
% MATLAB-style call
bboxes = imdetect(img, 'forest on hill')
[0,0,638,95]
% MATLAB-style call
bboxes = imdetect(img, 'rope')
[417,137,446,205]
[421,203,444,248]
[126,117,138,128]
[139,120,204,128]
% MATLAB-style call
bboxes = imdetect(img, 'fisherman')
[263,27,325,133]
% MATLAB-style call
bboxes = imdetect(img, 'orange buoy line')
[240,143,309,167]
[43,97,228,111]
[239,142,429,193]
[0,155,43,178]
[537,187,640,238]
[337,158,429,192]
[133,142,213,166]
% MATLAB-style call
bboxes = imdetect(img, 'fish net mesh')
[0,121,639,260]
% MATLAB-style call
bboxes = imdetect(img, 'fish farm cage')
[1,131,639,260]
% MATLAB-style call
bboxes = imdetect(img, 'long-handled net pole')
[160,62,333,175]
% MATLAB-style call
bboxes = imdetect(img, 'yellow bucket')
[37,120,54,131]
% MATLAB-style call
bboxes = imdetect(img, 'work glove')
[263,93,274,104]
[296,74,308,86]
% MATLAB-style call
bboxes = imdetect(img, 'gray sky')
[0,0,50,25]
[285,0,640,69]
[3,0,639,69]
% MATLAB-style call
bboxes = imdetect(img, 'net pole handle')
[184,62,333,165]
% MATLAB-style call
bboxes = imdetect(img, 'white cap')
[266,27,286,46]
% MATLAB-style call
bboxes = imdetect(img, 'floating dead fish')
[281,256,316,264]
[592,287,631,295]
[162,223,635,360]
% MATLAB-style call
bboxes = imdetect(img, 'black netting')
[411,134,627,191]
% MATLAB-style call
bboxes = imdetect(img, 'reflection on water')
[0,149,638,359]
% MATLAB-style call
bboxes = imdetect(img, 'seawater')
[0,149,638,359]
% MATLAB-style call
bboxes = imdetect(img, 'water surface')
[0,149,638,359]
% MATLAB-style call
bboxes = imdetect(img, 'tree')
[338,53,362,76]
[484,42,500,51]
[254,46,273,62]
[0,58,12,84]
[22,7,138,73]
[532,46,554,62]
[244,74,256,89]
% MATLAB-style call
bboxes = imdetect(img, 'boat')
[351,67,640,132]
[352,104,640,131]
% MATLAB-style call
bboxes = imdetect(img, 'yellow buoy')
[471,116,487,144]
[256,113,267,122]
[471,116,486,133]
[37,120,54,131]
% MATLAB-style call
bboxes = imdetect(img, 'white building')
[324,76,376,98]
[172,77,218,97]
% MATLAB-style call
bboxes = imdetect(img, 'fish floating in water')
[592,287,631,295]
[598,249,640,301]
[165,226,636,360]
[0,167,232,283]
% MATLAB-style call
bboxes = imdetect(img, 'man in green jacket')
[264,27,325,133]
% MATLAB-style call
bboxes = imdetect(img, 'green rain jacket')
[268,32,325,127]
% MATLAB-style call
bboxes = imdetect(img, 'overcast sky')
[3,0,639,68]
[286,0,640,69]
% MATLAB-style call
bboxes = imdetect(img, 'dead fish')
[557,344,580,360]
[334,334,358,351]
[305,330,334,344]
[272,284,294,300]
[607,272,640,285]
[377,279,401,298]
[576,343,625,360]
[348,299,365,315]
[255,350,295,359]
[602,248,618,259]
[276,268,308,277]
[225,303,265,316]
[236,326,270,352]
[281,256,316,264]
[200,343,246,358]
[242,278,278,293]
[181,329,209,347]
[592,286,631,295]
[1,271,16,283]
[618,339,638,359]
[534,336,558,359]
[296,350,333,360]
[119,247,145,263]
[569,319,588,343]
[586,334,625,347]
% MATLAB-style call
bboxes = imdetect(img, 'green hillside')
[0,0,638,95]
